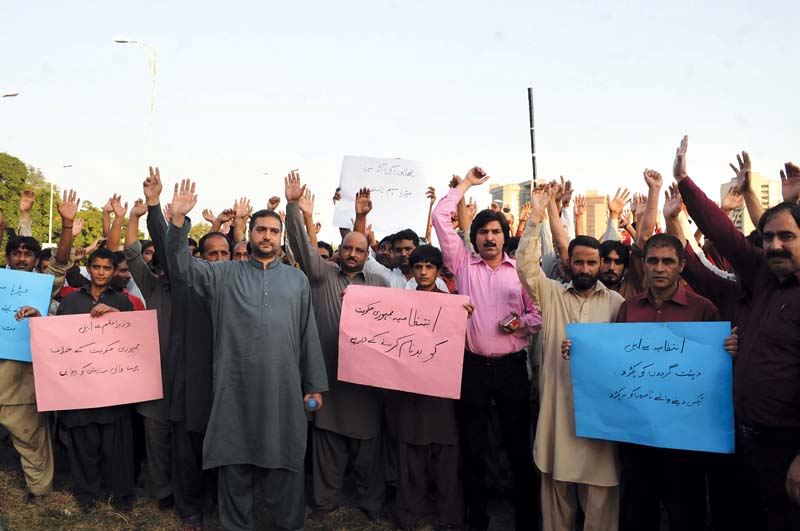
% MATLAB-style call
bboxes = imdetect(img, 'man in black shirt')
[49,248,135,511]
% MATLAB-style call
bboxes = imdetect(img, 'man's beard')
[573,273,598,290]
[600,271,621,287]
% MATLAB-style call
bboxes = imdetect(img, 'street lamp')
[2,92,19,98]
[114,37,158,164]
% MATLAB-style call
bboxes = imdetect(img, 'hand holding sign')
[338,285,469,399]
[30,310,162,411]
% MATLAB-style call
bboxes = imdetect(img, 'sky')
[2,0,798,243]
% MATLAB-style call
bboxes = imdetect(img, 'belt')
[464,350,526,367]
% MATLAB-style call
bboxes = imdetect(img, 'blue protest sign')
[567,321,734,453]
[0,268,54,362]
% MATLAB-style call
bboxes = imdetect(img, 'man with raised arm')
[4,189,79,501]
[674,136,800,530]
[165,178,327,531]
[516,187,624,531]
[283,171,390,522]
[432,167,540,531]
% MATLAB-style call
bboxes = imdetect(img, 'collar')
[338,267,366,281]
[638,283,688,306]
[469,252,515,268]
[79,284,117,297]
[565,280,606,295]
[247,255,280,270]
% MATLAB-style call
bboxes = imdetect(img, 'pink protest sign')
[338,285,469,399]
[29,310,163,411]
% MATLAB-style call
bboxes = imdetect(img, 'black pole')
[527,87,537,189]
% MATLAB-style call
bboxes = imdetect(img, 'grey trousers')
[311,427,385,513]
[218,465,304,531]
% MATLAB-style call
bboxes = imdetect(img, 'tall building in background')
[489,180,532,225]
[719,171,780,235]
[584,190,608,240]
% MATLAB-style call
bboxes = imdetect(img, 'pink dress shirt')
[432,188,541,356]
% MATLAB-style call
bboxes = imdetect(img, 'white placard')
[332,156,429,234]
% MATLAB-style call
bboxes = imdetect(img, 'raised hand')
[171,179,198,217]
[285,170,305,202]
[662,184,684,220]
[550,178,565,206]
[730,151,752,193]
[299,187,316,217]
[129,198,148,218]
[267,196,281,211]
[233,197,253,221]
[573,195,586,217]
[58,189,80,222]
[643,168,663,190]
[111,195,128,217]
[780,162,800,203]
[85,237,105,256]
[144,166,163,205]
[490,202,500,212]
[315,222,322,234]
[607,188,631,217]
[202,209,216,223]
[465,197,477,220]
[721,187,744,212]
[449,175,462,188]
[529,186,551,224]
[355,187,372,216]
[19,189,35,213]
[464,167,489,187]
[631,193,647,219]
[673,135,689,182]
[163,203,173,223]
[519,202,533,221]
[426,186,436,206]
[332,187,341,204]
[103,195,116,214]
[619,209,633,227]
[216,209,234,224]
[72,217,85,235]
[561,178,574,207]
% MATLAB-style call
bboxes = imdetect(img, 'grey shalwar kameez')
[165,218,328,531]
[284,203,389,515]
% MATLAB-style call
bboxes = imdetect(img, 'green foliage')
[0,152,142,256]
[189,221,212,242]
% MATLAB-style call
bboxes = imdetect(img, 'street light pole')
[114,38,158,164]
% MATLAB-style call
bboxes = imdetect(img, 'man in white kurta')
[516,191,624,531]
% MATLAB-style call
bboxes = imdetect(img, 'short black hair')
[600,240,630,267]
[113,251,126,263]
[507,236,521,254]
[643,233,685,261]
[391,229,420,249]
[198,231,230,255]
[5,236,42,258]
[470,210,511,253]
[188,238,198,248]
[758,202,800,235]
[249,209,283,232]
[378,236,392,248]
[409,245,443,269]
[88,247,119,267]
[39,248,53,261]
[746,230,763,249]
[568,235,601,258]
[317,241,334,257]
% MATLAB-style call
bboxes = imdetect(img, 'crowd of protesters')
[1,135,799,531]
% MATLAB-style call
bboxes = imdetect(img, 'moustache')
[767,250,792,259]
[483,242,497,248]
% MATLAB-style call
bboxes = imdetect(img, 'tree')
[189,221,212,242]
